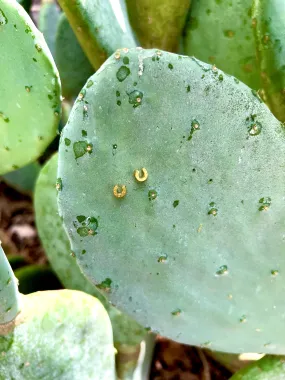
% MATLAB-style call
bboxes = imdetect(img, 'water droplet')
[218,74,223,81]
[25,86,32,92]
[0,9,7,25]
[56,178,62,191]
[112,144,117,150]
[86,80,94,88]
[35,44,42,52]
[128,90,143,108]
[216,265,228,276]
[271,269,279,276]
[201,341,211,347]
[158,254,168,263]
[171,308,182,316]
[123,56,129,64]
[6,277,11,285]
[64,138,71,146]
[188,119,200,141]
[0,112,9,123]
[248,121,262,136]
[168,63,174,70]
[116,66,130,82]
[76,215,86,223]
[73,141,93,159]
[117,100,121,106]
[81,130,87,137]
[173,200,179,208]
[186,85,191,92]
[83,105,88,118]
[82,250,86,255]
[240,315,247,323]
[76,216,98,237]
[148,189,157,201]
[78,89,86,100]
[258,197,271,211]
[208,202,218,216]
[114,51,121,60]
[116,90,120,97]
[97,278,112,292]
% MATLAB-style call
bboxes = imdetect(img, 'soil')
[0,181,233,379]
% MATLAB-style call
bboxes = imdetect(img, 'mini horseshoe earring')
[113,184,127,198]
[134,167,148,182]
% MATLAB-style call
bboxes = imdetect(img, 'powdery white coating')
[0,290,115,380]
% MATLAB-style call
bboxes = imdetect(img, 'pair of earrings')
[113,168,148,198]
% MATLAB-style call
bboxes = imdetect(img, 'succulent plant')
[2,161,41,194]
[55,13,94,100]
[7,255,29,271]
[57,0,137,70]
[38,0,61,57]
[0,0,61,175]
[183,0,262,91]
[252,0,285,122]
[34,153,152,379]
[15,264,62,294]
[58,47,285,354]
[0,244,20,324]
[126,0,192,52]
[3,0,285,377]
[230,355,285,379]
[0,291,116,380]
[0,244,116,380]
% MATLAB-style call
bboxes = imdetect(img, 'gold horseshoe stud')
[113,185,127,198]
[134,168,148,182]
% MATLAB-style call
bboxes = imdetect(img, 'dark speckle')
[173,200,179,208]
